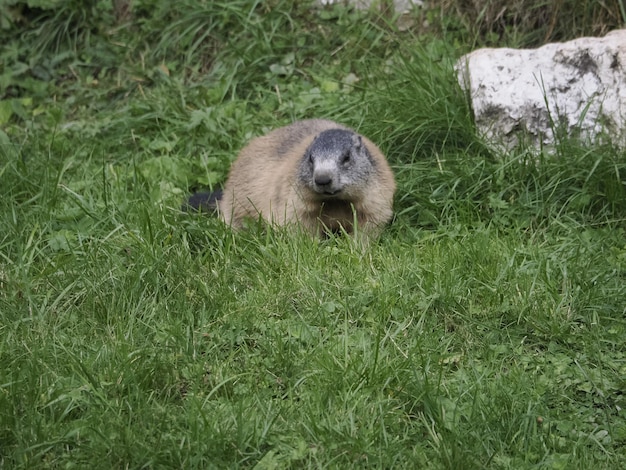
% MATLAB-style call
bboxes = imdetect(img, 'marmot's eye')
[341,152,351,164]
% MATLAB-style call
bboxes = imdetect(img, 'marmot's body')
[218,119,395,240]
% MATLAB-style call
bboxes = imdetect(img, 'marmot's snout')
[314,173,332,186]
[311,160,343,195]
[313,169,339,194]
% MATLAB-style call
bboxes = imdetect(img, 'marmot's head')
[298,129,375,200]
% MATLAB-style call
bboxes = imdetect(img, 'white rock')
[456,30,626,150]
[317,0,423,14]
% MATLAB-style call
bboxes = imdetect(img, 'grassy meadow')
[1,0,626,468]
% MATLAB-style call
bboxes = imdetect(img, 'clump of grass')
[433,0,626,47]
[357,44,485,161]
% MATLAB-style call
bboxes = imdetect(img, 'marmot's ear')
[351,134,363,150]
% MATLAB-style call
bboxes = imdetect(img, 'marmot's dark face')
[299,129,374,200]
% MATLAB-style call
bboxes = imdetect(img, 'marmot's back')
[219,119,395,240]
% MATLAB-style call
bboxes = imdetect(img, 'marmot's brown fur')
[218,119,396,241]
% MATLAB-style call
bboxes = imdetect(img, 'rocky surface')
[317,0,423,13]
[456,30,626,150]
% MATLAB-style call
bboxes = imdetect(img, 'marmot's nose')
[314,174,332,186]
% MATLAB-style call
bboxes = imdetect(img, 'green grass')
[1,1,626,468]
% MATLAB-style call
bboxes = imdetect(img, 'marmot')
[190,119,396,241]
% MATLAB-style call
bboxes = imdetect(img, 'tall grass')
[436,0,626,47]
[1,1,626,468]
